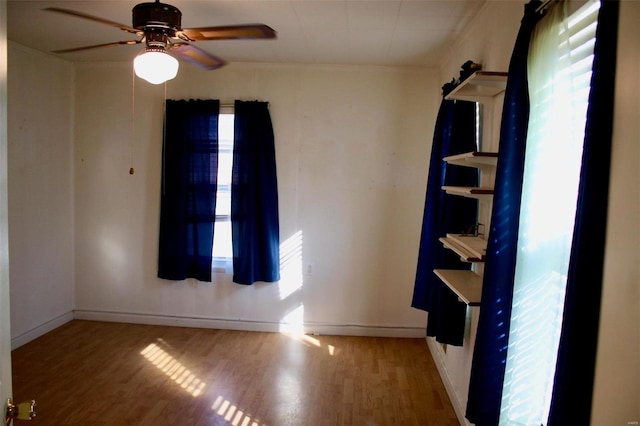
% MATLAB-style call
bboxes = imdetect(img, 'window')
[158,100,278,284]
[499,1,600,424]
[212,106,234,270]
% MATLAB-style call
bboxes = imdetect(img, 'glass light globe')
[133,49,179,85]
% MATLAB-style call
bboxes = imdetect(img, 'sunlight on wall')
[212,395,264,426]
[277,230,337,356]
[278,230,306,337]
[279,303,305,335]
[98,229,127,274]
[140,342,206,397]
[278,230,303,301]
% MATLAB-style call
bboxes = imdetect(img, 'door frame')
[0,0,14,408]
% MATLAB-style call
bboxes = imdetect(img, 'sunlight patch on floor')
[298,333,321,347]
[280,320,338,356]
[140,343,206,396]
[328,344,336,355]
[212,396,264,426]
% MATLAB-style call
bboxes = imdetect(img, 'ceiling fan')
[44,0,276,83]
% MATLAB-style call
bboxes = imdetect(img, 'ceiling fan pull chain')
[129,66,136,175]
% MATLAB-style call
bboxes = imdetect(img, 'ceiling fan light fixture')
[133,48,179,84]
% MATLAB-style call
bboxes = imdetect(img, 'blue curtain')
[465,3,542,423]
[548,1,619,424]
[158,99,220,282]
[412,86,478,346]
[231,101,280,285]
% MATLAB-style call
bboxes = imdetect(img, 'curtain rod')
[165,101,267,108]
[221,101,270,108]
[535,0,555,13]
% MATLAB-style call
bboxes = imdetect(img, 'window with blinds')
[498,1,600,425]
[212,108,234,270]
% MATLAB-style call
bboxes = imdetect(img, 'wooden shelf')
[442,185,494,200]
[433,269,483,306]
[439,234,487,262]
[445,71,508,102]
[444,151,498,168]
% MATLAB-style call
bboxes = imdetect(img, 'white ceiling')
[7,0,486,68]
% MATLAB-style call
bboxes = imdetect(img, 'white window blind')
[499,1,600,425]
[212,109,234,270]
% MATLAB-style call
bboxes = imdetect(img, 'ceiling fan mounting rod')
[132,1,181,31]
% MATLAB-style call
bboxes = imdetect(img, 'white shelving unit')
[445,71,508,102]
[435,71,508,307]
[443,151,498,168]
[439,233,487,262]
[433,269,483,306]
[442,185,494,200]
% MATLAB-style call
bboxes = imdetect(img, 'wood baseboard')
[426,336,472,426]
[72,309,426,338]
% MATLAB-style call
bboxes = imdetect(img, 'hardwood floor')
[11,320,458,425]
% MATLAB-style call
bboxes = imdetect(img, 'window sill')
[212,258,232,275]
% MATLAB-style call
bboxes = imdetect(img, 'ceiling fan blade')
[53,40,142,54]
[168,42,227,70]
[43,7,142,36]
[178,24,276,41]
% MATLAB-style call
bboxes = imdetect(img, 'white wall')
[7,42,75,348]
[72,61,435,336]
[430,0,640,424]
[591,1,640,423]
